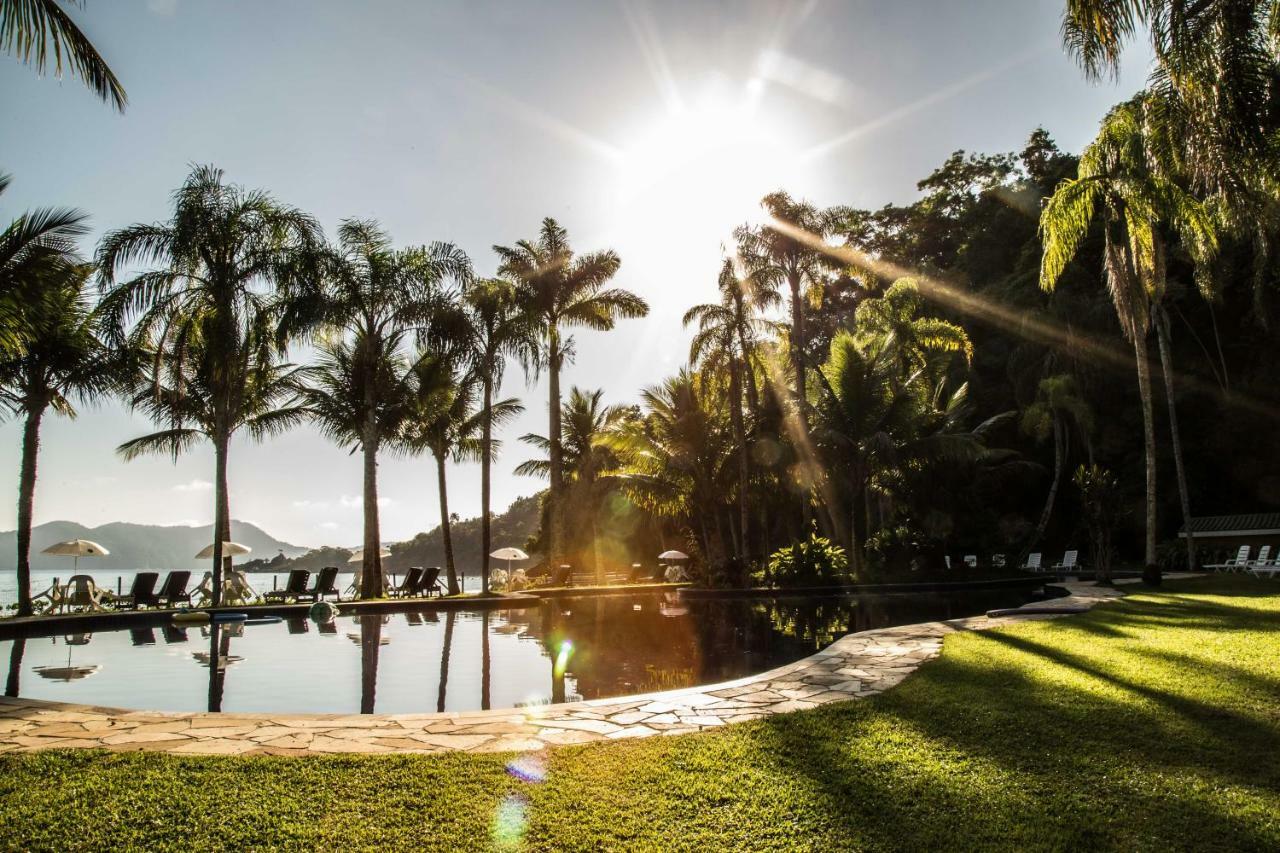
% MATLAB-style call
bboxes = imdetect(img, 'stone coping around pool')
[0,578,1174,757]
[678,575,1046,598]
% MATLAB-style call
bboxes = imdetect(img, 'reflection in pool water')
[0,589,1031,715]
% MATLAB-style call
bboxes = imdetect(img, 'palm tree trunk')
[481,376,493,594]
[1155,305,1197,571]
[5,637,25,697]
[849,489,863,579]
[437,453,459,594]
[1029,415,1066,554]
[211,428,231,607]
[591,513,602,585]
[360,614,381,714]
[1134,331,1160,582]
[361,427,383,599]
[15,405,44,617]
[436,609,455,712]
[547,328,565,567]
[729,356,750,557]
[480,610,491,710]
[788,271,806,406]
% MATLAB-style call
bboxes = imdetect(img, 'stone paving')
[0,581,1134,756]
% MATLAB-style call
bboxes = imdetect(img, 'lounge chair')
[1243,545,1272,574]
[419,567,446,597]
[264,569,311,603]
[627,563,645,583]
[301,566,342,602]
[156,570,193,608]
[964,555,978,568]
[111,571,160,610]
[389,567,423,598]
[1052,550,1080,572]
[1022,553,1043,571]
[992,554,1006,569]
[543,565,573,587]
[1252,557,1280,579]
[1205,545,1250,573]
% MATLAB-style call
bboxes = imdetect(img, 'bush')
[758,534,851,587]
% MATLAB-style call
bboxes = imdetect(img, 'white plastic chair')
[1243,545,1272,574]
[963,555,978,568]
[1023,553,1042,571]
[59,574,108,613]
[1052,550,1079,571]
[1206,545,1250,573]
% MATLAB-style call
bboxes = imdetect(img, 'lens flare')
[506,752,548,784]
[554,640,574,678]
[490,793,530,850]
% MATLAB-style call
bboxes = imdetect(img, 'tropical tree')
[1040,96,1216,580]
[495,217,647,569]
[1019,373,1094,555]
[296,219,470,598]
[0,266,126,616]
[683,259,770,557]
[97,165,319,604]
[463,277,535,593]
[517,386,625,582]
[299,334,413,598]
[401,347,521,594]
[0,172,89,359]
[0,0,126,110]
[852,278,973,378]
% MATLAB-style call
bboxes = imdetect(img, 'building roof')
[1181,513,1280,537]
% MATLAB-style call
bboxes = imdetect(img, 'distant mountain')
[387,492,543,574]
[0,520,307,573]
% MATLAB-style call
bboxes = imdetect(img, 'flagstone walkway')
[0,581,1131,756]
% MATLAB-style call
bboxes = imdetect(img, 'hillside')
[387,492,543,574]
[0,521,306,573]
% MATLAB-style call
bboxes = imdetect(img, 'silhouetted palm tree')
[98,165,318,603]
[1020,373,1094,556]
[0,266,128,616]
[0,0,126,110]
[495,218,647,567]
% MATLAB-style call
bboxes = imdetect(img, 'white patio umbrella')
[490,546,529,574]
[347,547,391,564]
[658,550,689,561]
[41,539,109,572]
[194,541,252,560]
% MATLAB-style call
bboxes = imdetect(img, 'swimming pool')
[0,589,1035,715]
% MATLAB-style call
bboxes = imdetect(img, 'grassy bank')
[1,577,1277,851]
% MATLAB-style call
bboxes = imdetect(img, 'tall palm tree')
[1040,96,1216,580]
[297,219,471,598]
[299,334,414,598]
[98,165,319,604]
[0,172,89,358]
[0,0,126,110]
[0,266,127,616]
[852,278,973,378]
[517,386,625,582]
[495,217,647,568]
[683,259,769,557]
[119,319,309,554]
[463,277,535,593]
[401,347,522,595]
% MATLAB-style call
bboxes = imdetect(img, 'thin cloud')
[172,479,213,493]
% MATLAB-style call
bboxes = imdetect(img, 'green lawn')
[2,577,1278,851]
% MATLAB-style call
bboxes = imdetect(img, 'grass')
[1,576,1278,851]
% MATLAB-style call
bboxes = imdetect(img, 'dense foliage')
[759,533,850,588]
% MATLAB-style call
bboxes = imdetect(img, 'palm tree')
[0,266,127,616]
[463,277,536,593]
[852,278,973,378]
[1019,374,1094,556]
[1040,96,1217,580]
[297,219,471,598]
[119,319,310,558]
[299,334,414,598]
[683,259,769,557]
[0,172,90,359]
[0,0,126,110]
[495,217,648,568]
[517,386,625,582]
[98,165,319,604]
[401,347,521,594]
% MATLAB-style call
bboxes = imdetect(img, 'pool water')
[0,589,1032,715]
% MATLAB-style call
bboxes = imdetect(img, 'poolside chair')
[1205,545,1250,573]
[111,571,160,610]
[963,555,978,568]
[264,569,311,603]
[992,554,1006,569]
[1243,545,1272,574]
[1052,550,1080,572]
[420,567,446,597]
[389,567,423,598]
[1022,553,1043,571]
[944,556,952,570]
[58,575,109,613]
[543,565,573,587]
[1252,556,1280,579]
[627,563,645,583]
[156,570,192,607]
[300,566,342,602]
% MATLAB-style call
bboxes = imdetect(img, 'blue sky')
[0,0,1150,548]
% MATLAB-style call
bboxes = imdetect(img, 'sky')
[0,0,1151,548]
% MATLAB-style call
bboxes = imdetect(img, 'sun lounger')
[156,570,192,607]
[389,567,423,598]
[301,566,342,602]
[964,555,978,568]
[627,563,645,583]
[992,554,1006,569]
[1052,550,1080,572]
[1023,553,1042,571]
[1242,545,1272,573]
[543,565,573,587]
[1205,545,1250,573]
[1252,558,1280,579]
[264,569,311,603]
[420,567,445,597]
[111,571,160,610]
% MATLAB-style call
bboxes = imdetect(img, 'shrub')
[759,535,851,587]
